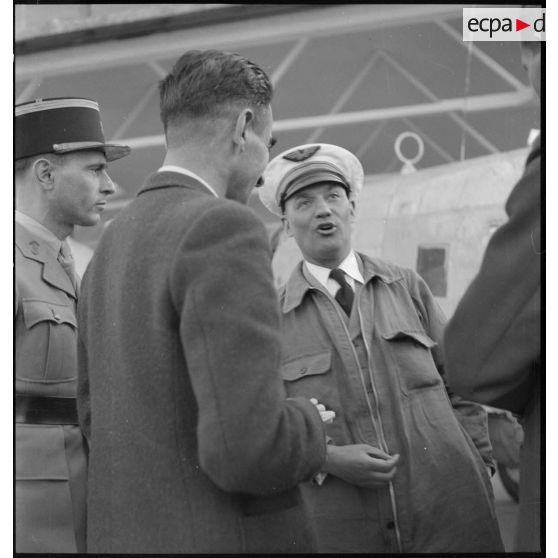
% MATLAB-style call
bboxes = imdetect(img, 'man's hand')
[310,398,336,423]
[322,444,399,488]
[487,410,524,468]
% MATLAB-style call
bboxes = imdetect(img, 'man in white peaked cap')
[258,142,504,553]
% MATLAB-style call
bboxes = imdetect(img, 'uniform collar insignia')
[29,240,40,255]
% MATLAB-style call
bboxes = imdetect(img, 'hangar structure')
[15,4,540,252]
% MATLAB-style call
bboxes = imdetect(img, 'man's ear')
[33,158,56,191]
[349,198,356,223]
[282,215,293,238]
[233,108,254,152]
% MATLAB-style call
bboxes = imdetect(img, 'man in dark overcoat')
[15,98,129,552]
[444,39,542,552]
[76,50,327,553]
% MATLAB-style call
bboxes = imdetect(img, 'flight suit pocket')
[382,329,442,394]
[18,299,77,382]
[281,351,333,401]
[281,351,349,444]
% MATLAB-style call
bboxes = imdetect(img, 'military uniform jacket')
[77,171,327,553]
[15,219,87,553]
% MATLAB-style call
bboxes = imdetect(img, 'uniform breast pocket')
[280,351,334,402]
[382,329,442,394]
[18,299,77,382]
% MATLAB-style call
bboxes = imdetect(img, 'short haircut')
[159,49,273,132]
[14,153,66,175]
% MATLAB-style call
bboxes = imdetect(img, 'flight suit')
[15,219,86,553]
[277,254,503,552]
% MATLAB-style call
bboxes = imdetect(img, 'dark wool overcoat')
[444,137,541,552]
[77,171,326,553]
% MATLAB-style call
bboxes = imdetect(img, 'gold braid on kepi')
[15,97,131,162]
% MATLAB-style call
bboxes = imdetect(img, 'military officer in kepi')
[15,97,130,553]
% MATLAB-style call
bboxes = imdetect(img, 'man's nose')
[101,172,116,195]
[315,197,332,216]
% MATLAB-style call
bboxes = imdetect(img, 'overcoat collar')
[15,221,77,298]
[281,252,403,314]
[137,171,216,198]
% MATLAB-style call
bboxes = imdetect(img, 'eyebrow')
[292,190,313,201]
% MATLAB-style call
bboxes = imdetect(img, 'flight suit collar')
[282,252,402,314]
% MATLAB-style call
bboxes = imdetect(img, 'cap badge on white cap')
[259,142,365,216]
[282,145,321,162]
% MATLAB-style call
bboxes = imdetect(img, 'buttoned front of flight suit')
[278,253,504,553]
[15,221,86,553]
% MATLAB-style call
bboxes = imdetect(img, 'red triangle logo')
[516,18,530,32]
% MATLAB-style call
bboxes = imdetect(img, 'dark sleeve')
[169,201,326,496]
[408,270,494,468]
[443,143,541,415]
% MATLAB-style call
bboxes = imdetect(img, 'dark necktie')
[58,240,78,292]
[329,268,354,317]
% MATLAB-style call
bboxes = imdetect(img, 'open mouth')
[316,222,336,235]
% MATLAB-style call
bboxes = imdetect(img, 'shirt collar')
[158,165,219,198]
[282,252,402,314]
[15,210,62,255]
[304,250,364,289]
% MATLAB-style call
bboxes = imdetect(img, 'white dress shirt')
[305,250,364,296]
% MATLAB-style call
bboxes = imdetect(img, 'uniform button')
[300,367,308,375]
[53,313,62,322]
[386,521,395,530]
